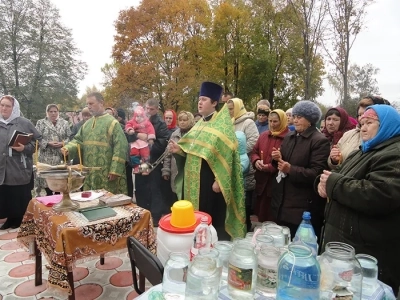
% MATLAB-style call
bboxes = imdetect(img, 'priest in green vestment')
[62,92,128,194]
[170,82,246,240]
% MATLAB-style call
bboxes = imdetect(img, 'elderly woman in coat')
[0,95,41,229]
[227,98,259,231]
[317,105,400,296]
[271,100,330,239]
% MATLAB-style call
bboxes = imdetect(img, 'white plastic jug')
[157,211,218,266]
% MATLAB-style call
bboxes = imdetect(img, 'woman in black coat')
[317,105,400,296]
[271,100,330,240]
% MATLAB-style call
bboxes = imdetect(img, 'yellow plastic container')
[170,200,196,228]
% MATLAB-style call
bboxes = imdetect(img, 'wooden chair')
[126,236,164,294]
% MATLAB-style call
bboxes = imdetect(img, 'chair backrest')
[127,236,164,294]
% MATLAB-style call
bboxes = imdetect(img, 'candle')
[35,140,39,165]
[260,150,264,162]
[77,144,82,171]
[62,141,66,164]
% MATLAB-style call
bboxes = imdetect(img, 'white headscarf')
[0,95,21,124]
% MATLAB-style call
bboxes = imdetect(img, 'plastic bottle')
[277,244,320,300]
[190,216,211,260]
[293,211,318,256]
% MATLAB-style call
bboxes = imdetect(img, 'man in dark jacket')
[134,98,169,225]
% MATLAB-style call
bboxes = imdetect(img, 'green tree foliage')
[0,0,87,120]
[107,0,328,113]
[110,0,212,112]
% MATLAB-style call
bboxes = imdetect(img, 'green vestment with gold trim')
[175,106,246,239]
[65,114,128,194]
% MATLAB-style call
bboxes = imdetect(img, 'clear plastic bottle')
[293,211,318,256]
[228,241,257,299]
[190,216,211,260]
[277,244,320,300]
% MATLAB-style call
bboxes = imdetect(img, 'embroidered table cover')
[17,196,156,297]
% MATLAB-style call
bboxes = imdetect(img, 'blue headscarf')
[361,105,400,153]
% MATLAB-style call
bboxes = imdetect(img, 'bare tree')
[323,0,373,105]
[287,0,327,100]
[0,0,87,119]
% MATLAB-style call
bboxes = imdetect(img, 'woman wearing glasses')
[328,95,391,170]
[317,105,400,296]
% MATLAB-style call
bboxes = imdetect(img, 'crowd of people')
[1,86,399,294]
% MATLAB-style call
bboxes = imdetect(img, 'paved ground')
[0,218,152,300]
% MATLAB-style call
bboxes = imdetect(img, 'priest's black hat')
[199,82,223,102]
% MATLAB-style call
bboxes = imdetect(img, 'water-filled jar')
[185,255,219,299]
[276,244,320,300]
[162,252,189,298]
[228,241,257,299]
[265,225,285,247]
[356,253,378,296]
[256,245,280,297]
[213,241,233,287]
[318,242,362,299]
[255,234,274,253]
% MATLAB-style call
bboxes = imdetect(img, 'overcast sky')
[52,0,400,106]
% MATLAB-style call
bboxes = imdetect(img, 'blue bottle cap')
[302,211,311,220]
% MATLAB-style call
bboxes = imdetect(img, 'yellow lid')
[170,200,196,228]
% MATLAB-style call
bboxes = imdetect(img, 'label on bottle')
[279,261,319,289]
[257,264,277,288]
[228,263,253,291]
[189,247,198,261]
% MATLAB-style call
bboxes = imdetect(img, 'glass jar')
[318,242,362,300]
[185,255,219,299]
[256,245,280,297]
[277,244,320,300]
[355,253,378,296]
[228,241,257,299]
[265,225,285,247]
[213,241,233,287]
[162,252,189,298]
[199,248,222,282]
[255,234,274,253]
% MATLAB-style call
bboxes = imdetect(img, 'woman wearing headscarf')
[271,100,330,239]
[227,98,259,231]
[35,104,71,196]
[162,111,195,203]
[250,109,289,222]
[0,95,41,229]
[164,109,178,136]
[328,96,390,169]
[317,105,400,296]
[322,106,356,147]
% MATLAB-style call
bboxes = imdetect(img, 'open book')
[8,130,33,147]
